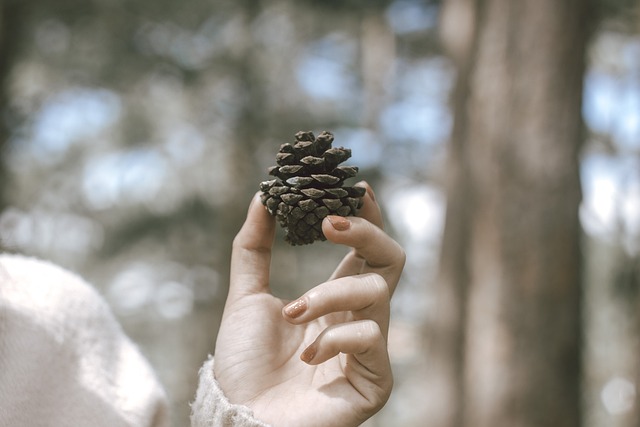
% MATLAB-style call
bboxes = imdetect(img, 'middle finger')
[323,216,405,296]
[282,273,391,338]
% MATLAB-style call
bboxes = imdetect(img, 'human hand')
[213,182,405,427]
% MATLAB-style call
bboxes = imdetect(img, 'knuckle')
[363,273,390,302]
[396,245,407,268]
[387,242,406,272]
[358,319,383,342]
[232,233,253,253]
[363,221,382,247]
[231,233,243,251]
[232,234,271,257]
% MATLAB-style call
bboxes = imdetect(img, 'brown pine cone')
[260,130,366,245]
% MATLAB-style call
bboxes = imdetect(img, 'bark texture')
[436,0,592,426]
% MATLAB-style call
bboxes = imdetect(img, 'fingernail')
[300,345,316,363]
[327,215,351,231]
[284,298,307,319]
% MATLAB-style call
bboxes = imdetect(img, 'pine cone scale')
[260,130,365,245]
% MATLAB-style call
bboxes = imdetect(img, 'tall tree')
[0,0,27,214]
[436,0,592,426]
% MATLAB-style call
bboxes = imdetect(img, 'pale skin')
[214,182,406,427]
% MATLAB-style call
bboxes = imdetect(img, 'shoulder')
[0,253,92,290]
[0,257,169,426]
[0,253,113,334]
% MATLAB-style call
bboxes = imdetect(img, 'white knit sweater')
[0,254,268,427]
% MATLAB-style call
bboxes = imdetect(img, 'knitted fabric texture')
[0,254,268,427]
[190,357,270,427]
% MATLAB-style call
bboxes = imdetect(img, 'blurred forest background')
[0,0,639,426]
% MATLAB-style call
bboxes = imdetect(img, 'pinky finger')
[301,320,386,364]
[302,320,393,406]
[306,320,391,374]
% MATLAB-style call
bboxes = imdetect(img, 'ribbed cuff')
[190,356,271,427]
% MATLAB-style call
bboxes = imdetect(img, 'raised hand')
[213,182,405,427]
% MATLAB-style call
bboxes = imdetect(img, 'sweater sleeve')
[0,254,169,427]
[0,253,269,427]
[190,357,271,427]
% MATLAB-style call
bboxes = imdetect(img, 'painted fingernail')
[284,298,307,319]
[327,215,351,231]
[300,345,316,363]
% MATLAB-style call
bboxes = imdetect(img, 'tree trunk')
[0,0,27,214]
[430,0,478,425]
[436,0,592,426]
[0,2,12,214]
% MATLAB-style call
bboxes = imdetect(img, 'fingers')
[283,273,391,337]
[354,181,384,230]
[327,181,405,290]
[229,193,276,300]
[300,320,387,365]
[327,181,384,280]
[323,215,405,296]
[300,320,393,405]
[283,273,394,405]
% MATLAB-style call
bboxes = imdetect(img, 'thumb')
[228,193,276,301]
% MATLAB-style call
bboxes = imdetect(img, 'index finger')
[229,193,276,301]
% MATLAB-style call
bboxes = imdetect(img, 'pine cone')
[260,131,366,245]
